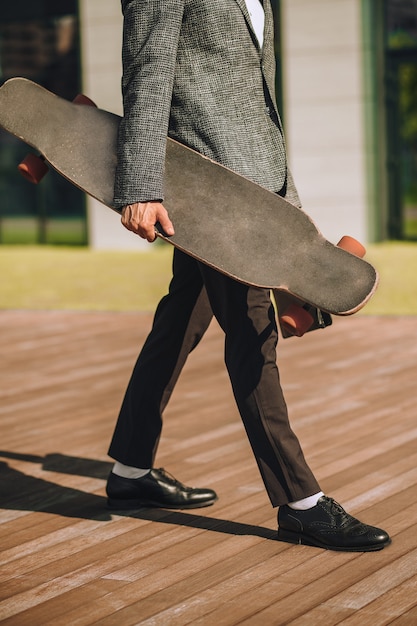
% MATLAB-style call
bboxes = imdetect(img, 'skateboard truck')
[279,302,330,337]
[279,236,366,338]
[18,93,97,184]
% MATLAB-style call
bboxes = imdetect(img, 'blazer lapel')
[233,0,280,120]
[234,0,251,19]
[262,0,274,58]
[234,0,262,52]
[235,0,276,62]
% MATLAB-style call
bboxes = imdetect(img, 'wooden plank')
[1,312,417,625]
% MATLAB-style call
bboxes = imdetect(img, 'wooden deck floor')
[1,310,417,625]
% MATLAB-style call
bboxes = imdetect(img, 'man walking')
[106,0,390,552]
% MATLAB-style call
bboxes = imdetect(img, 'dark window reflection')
[0,4,86,245]
[387,0,417,49]
[386,0,417,238]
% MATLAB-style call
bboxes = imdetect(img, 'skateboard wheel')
[73,93,97,107]
[280,303,314,337]
[337,236,366,258]
[18,153,49,183]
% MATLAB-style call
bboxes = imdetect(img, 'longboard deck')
[0,77,378,315]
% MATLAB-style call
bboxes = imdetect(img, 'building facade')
[0,0,416,248]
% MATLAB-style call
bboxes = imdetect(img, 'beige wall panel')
[79,0,147,248]
[281,0,368,243]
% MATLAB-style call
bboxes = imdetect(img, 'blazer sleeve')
[114,0,185,208]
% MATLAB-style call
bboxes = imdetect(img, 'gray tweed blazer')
[114,0,301,208]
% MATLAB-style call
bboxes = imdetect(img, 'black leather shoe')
[277,496,391,552]
[106,468,218,510]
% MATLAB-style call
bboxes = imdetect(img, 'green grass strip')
[0,242,416,314]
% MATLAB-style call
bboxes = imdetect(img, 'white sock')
[288,491,324,510]
[112,462,150,480]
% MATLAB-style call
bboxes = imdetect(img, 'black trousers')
[108,249,320,506]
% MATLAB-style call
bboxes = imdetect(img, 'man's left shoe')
[106,468,218,510]
[277,496,391,552]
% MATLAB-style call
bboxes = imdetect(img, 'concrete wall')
[281,0,369,243]
[79,0,147,249]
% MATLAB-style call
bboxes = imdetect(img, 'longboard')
[0,77,378,324]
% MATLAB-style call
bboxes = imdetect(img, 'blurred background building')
[0,0,416,249]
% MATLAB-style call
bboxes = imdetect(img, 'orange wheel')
[337,235,366,258]
[73,93,97,107]
[18,153,49,183]
[280,303,314,337]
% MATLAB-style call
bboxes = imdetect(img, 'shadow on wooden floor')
[1,311,417,624]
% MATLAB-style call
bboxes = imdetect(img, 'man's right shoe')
[278,496,391,552]
[106,467,218,510]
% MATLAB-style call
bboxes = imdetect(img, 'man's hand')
[121,201,175,242]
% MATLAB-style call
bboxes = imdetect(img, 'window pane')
[387,0,417,49]
[0,3,86,245]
